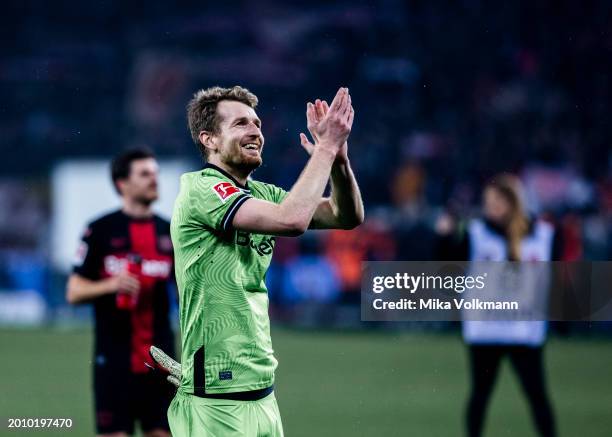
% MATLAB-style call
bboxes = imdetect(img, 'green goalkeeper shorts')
[167,389,284,437]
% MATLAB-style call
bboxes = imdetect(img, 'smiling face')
[207,100,264,173]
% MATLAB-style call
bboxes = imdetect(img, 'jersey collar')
[202,163,250,190]
[119,209,154,222]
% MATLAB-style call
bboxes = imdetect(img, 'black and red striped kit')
[73,209,175,434]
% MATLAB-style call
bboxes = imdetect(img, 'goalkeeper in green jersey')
[154,85,362,436]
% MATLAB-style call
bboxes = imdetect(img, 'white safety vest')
[462,218,554,346]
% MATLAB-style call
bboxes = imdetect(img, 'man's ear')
[199,131,216,154]
[115,179,127,196]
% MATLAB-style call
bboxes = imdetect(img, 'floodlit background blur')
[1,1,611,436]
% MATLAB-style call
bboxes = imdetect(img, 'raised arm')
[299,98,364,230]
[233,87,354,236]
[310,159,364,230]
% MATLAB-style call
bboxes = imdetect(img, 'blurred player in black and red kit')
[66,148,175,437]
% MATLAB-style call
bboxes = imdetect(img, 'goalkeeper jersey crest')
[171,164,287,394]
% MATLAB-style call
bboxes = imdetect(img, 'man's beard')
[134,193,157,206]
[233,158,261,173]
[222,144,262,173]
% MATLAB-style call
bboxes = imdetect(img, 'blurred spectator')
[391,161,426,215]
[282,235,340,304]
[1,1,611,332]
[0,182,46,248]
[323,220,396,302]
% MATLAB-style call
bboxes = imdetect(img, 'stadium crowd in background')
[0,1,610,330]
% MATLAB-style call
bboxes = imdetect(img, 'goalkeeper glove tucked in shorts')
[148,345,181,387]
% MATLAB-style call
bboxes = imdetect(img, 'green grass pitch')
[1,328,610,436]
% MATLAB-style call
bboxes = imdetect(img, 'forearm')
[328,158,364,228]
[66,274,116,304]
[280,147,337,231]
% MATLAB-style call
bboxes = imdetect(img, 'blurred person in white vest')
[437,173,560,437]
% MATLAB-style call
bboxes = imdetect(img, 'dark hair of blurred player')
[66,148,175,437]
[111,148,159,206]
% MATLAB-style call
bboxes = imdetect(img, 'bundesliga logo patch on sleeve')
[212,181,240,202]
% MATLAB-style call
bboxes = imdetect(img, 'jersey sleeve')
[186,174,253,232]
[261,182,289,204]
[72,223,101,279]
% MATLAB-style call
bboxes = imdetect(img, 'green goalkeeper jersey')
[171,163,288,394]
